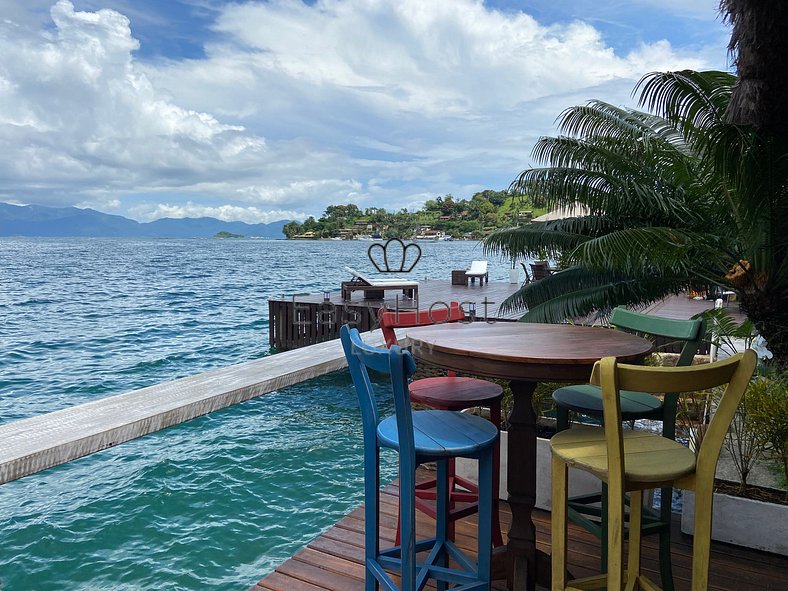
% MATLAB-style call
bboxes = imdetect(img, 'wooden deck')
[268,277,743,352]
[251,478,788,591]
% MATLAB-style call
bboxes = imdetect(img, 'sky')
[0,0,732,224]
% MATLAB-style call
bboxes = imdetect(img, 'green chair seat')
[552,384,663,421]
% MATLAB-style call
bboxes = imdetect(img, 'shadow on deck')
[251,479,788,591]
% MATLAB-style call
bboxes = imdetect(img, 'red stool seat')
[409,376,503,408]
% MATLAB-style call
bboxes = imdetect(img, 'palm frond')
[503,268,687,323]
[483,224,592,260]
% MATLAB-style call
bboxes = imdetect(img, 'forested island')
[282,190,546,240]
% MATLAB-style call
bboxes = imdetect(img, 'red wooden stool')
[378,303,504,547]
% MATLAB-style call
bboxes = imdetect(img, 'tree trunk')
[721,0,788,137]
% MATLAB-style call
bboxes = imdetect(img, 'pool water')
[0,372,398,590]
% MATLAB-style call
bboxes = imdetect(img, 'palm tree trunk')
[720,1,788,137]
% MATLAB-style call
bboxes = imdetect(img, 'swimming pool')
[0,372,398,589]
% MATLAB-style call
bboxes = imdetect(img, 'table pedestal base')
[492,545,551,590]
[504,379,552,591]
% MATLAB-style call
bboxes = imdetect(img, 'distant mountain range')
[0,203,290,238]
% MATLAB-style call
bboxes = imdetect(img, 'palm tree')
[718,0,788,367]
[484,70,787,367]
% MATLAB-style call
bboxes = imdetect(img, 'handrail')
[0,331,388,486]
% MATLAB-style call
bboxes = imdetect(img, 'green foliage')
[282,190,542,241]
[747,372,788,495]
[482,70,788,366]
[677,370,788,495]
[724,383,764,493]
[677,387,717,457]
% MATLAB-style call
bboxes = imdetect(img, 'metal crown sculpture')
[367,238,422,273]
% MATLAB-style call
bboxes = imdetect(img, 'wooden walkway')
[251,478,788,591]
[268,276,742,352]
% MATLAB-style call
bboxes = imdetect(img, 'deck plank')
[255,479,788,591]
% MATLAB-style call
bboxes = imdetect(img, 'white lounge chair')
[341,267,419,301]
[465,260,488,285]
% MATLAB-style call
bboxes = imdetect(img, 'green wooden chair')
[551,351,756,591]
[552,307,706,591]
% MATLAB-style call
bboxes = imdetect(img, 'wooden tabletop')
[405,322,654,382]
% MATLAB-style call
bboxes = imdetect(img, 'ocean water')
[0,237,511,590]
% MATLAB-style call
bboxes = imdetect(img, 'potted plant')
[680,370,788,555]
[680,315,788,554]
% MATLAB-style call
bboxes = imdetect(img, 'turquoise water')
[0,237,509,590]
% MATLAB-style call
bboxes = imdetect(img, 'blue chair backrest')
[340,325,418,458]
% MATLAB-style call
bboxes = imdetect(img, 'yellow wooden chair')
[550,350,757,591]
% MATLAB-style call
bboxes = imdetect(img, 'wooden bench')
[341,267,419,301]
[341,280,418,301]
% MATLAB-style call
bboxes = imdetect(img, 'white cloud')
[0,0,729,223]
[129,202,308,224]
[0,2,267,200]
[185,0,709,118]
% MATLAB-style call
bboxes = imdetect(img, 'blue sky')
[0,1,731,223]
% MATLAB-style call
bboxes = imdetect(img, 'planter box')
[455,431,601,511]
[681,490,788,556]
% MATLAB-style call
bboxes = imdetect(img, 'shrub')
[747,371,788,497]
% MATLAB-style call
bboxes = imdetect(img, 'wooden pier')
[251,476,788,591]
[268,280,522,351]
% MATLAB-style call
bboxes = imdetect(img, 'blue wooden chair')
[378,303,504,547]
[341,325,497,591]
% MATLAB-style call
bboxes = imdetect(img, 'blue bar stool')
[378,303,504,547]
[341,325,497,591]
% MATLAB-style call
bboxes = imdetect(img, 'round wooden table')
[405,322,653,591]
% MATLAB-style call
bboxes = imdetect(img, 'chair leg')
[477,449,493,587]
[490,400,504,547]
[446,458,456,543]
[400,463,417,591]
[607,480,625,590]
[600,482,608,573]
[436,459,449,591]
[556,405,570,432]
[365,448,380,591]
[658,486,675,591]
[551,455,568,590]
[626,490,643,591]
[690,488,715,591]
